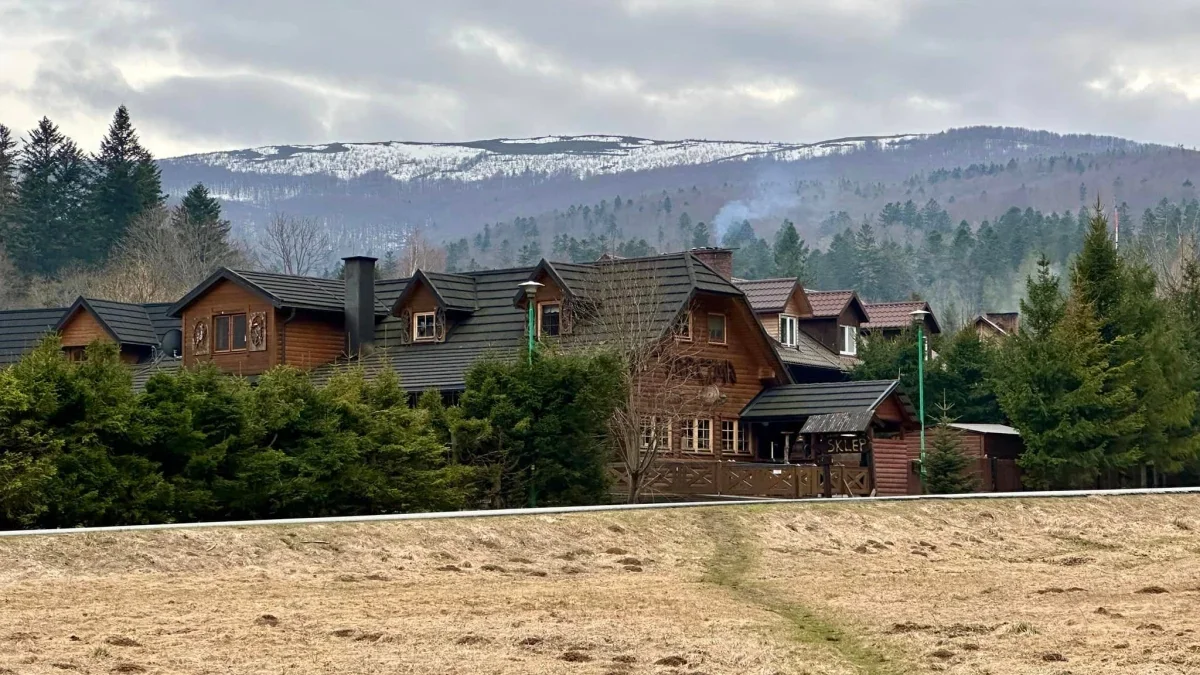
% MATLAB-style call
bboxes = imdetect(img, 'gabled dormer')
[733,277,814,348]
[388,270,477,344]
[56,297,178,364]
[511,259,598,339]
[800,290,870,357]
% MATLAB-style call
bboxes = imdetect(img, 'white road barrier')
[1,486,1197,538]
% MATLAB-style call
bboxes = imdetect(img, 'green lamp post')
[517,280,544,508]
[517,280,544,366]
[910,309,930,489]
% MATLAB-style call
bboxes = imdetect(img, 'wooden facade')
[759,292,811,344]
[282,313,345,368]
[58,305,146,364]
[182,279,277,376]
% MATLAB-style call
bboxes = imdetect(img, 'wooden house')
[733,277,854,383]
[974,312,1019,340]
[948,423,1024,492]
[798,290,871,358]
[0,298,181,377]
[861,300,941,339]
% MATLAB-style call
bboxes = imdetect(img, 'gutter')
[279,308,297,362]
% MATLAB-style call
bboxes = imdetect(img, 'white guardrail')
[2,486,1198,538]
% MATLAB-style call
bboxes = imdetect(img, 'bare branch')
[260,213,331,276]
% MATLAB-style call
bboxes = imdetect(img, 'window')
[779,315,798,347]
[414,312,437,341]
[538,302,561,337]
[722,420,752,455]
[674,311,693,341]
[232,314,247,350]
[696,419,712,452]
[682,419,712,453]
[214,313,248,352]
[721,421,736,453]
[707,313,726,345]
[640,416,669,450]
[840,324,857,356]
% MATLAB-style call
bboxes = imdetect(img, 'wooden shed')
[948,423,1024,492]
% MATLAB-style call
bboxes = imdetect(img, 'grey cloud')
[4,0,1200,154]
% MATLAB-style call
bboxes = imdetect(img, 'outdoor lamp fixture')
[517,281,544,365]
[910,309,931,489]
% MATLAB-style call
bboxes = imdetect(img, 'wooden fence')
[610,460,872,499]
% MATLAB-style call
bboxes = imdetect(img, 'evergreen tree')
[691,221,711,248]
[924,408,978,494]
[90,106,163,263]
[853,219,881,298]
[1070,205,1122,341]
[12,117,93,274]
[171,183,232,271]
[772,219,809,281]
[0,124,16,245]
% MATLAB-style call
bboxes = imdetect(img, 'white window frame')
[537,301,561,338]
[722,420,752,456]
[839,324,857,356]
[414,311,437,342]
[707,313,727,345]
[675,310,693,342]
[779,314,798,347]
[696,419,712,452]
[639,416,670,450]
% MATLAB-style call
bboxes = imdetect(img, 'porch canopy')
[740,379,915,427]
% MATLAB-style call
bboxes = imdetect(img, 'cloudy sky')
[3,0,1200,158]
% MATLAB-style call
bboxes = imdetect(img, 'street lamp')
[910,308,930,490]
[517,281,544,366]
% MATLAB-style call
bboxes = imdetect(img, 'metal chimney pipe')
[343,256,377,357]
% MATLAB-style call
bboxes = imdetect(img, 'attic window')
[538,302,561,337]
[707,313,726,345]
[674,311,693,341]
[414,312,437,341]
[840,325,857,356]
[214,313,247,352]
[780,315,798,347]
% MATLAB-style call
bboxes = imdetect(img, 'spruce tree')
[1070,203,1122,341]
[0,124,17,246]
[91,105,164,264]
[924,408,977,494]
[171,183,232,270]
[772,219,809,281]
[12,117,92,275]
[691,222,711,248]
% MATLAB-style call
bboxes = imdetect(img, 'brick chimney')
[690,247,733,280]
[343,256,376,357]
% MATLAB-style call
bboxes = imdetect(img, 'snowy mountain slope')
[157,127,1177,258]
[168,134,926,183]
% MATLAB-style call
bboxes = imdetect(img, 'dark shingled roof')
[142,303,179,342]
[59,298,159,346]
[734,278,800,314]
[169,268,397,317]
[131,359,183,392]
[773,330,853,372]
[740,380,910,421]
[420,271,478,311]
[375,278,411,310]
[863,300,940,333]
[313,251,774,392]
[799,411,877,434]
[0,307,65,365]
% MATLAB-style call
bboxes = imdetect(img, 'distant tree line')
[851,205,1200,490]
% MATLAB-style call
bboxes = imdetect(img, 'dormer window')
[840,324,857,356]
[538,302,561,337]
[707,313,726,345]
[779,315,798,347]
[674,311,693,341]
[414,312,437,341]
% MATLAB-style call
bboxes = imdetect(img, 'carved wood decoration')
[561,298,575,334]
[434,307,447,342]
[192,318,210,355]
[397,308,413,345]
[248,311,268,352]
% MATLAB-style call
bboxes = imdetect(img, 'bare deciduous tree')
[398,228,446,276]
[260,213,330,276]
[567,258,719,502]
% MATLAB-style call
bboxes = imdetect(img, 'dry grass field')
[1,495,1199,674]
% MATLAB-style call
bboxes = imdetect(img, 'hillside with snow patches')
[158,127,1182,256]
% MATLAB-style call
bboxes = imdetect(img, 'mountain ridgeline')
[158,126,1200,318]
